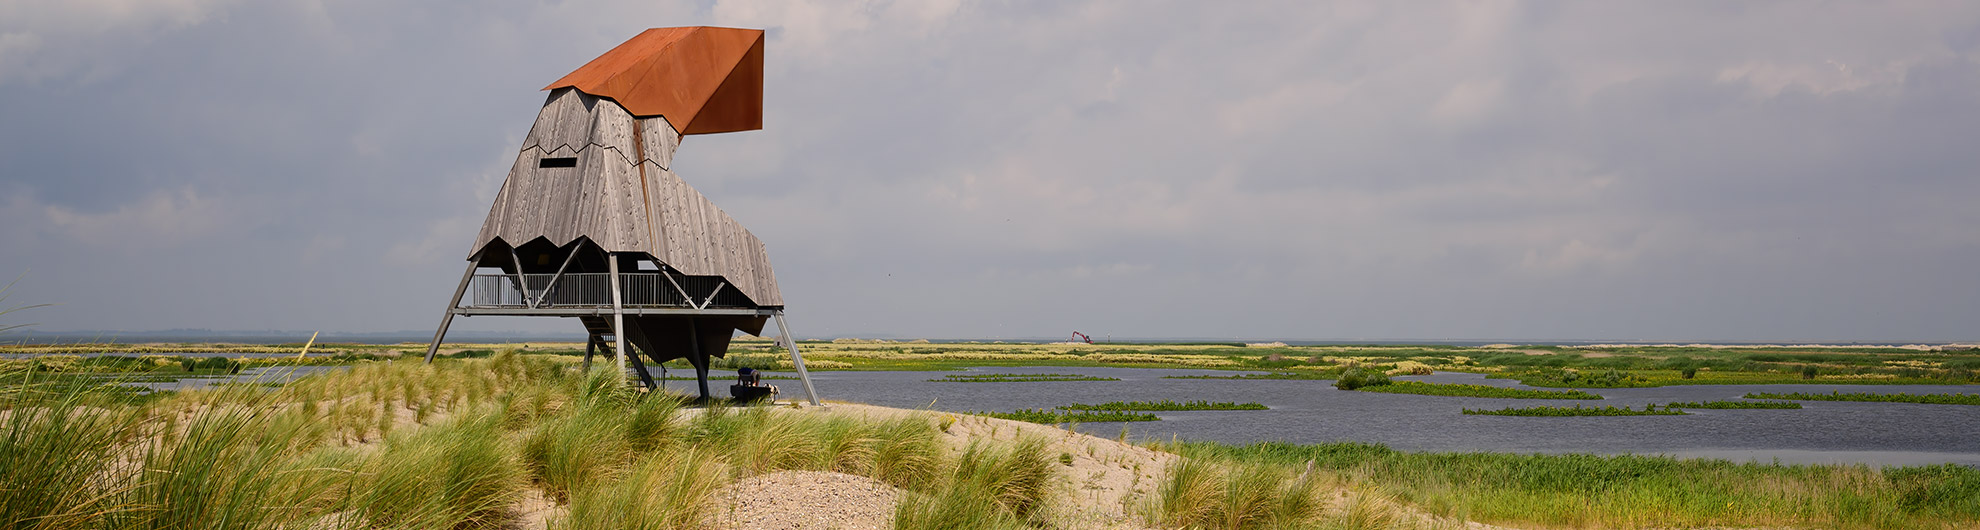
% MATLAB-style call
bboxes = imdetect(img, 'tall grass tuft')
[119,398,309,530]
[1149,457,1223,528]
[728,407,823,475]
[522,401,633,502]
[356,409,523,530]
[814,417,881,474]
[556,448,728,530]
[892,481,1027,530]
[1147,457,1326,530]
[870,416,945,491]
[952,436,1056,520]
[623,393,682,452]
[0,374,144,529]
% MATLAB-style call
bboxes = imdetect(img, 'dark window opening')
[538,157,577,168]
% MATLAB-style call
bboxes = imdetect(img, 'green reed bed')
[1463,404,1687,416]
[1665,399,1802,409]
[1355,380,1603,400]
[1056,400,1267,411]
[930,373,1119,382]
[1745,390,1980,405]
[1166,439,1980,530]
[1164,371,1335,380]
[969,408,1159,424]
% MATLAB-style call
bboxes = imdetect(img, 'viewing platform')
[450,273,777,317]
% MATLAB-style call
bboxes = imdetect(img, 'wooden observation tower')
[424,27,818,405]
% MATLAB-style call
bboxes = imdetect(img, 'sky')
[1,1,1978,342]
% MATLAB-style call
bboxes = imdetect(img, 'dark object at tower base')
[731,367,779,403]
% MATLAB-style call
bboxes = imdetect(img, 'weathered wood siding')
[473,88,783,306]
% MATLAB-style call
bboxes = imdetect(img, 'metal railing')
[466,273,753,309]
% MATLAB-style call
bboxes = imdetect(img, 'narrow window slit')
[538,157,577,168]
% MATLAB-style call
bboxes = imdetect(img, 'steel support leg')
[424,260,478,363]
[774,312,822,406]
[626,342,656,390]
[687,323,710,399]
[582,335,597,371]
[607,254,629,383]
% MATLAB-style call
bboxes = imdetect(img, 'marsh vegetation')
[1744,390,1980,405]
[1664,399,1803,409]
[1349,380,1604,400]
[1462,404,1689,417]
[968,408,1160,424]
[1169,440,1980,530]
[1057,400,1268,412]
[929,373,1120,383]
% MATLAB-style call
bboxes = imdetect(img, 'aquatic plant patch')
[1355,381,1603,400]
[930,373,1120,383]
[968,409,1159,424]
[1164,372,1336,380]
[1462,404,1687,417]
[1055,400,1267,411]
[1743,391,1980,405]
[1663,400,1802,409]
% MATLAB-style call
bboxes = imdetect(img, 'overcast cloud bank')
[2,1,1977,341]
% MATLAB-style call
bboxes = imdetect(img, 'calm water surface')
[780,366,1980,467]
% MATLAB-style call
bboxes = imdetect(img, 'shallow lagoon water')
[782,366,1980,467]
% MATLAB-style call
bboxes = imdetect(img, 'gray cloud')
[2,1,1977,341]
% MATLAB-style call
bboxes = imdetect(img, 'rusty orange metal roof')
[545,26,763,135]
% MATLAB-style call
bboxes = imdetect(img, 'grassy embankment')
[1745,390,1980,405]
[1167,440,1980,530]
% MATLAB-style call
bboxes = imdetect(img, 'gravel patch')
[711,470,899,530]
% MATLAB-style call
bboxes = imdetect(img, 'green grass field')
[1167,439,1980,529]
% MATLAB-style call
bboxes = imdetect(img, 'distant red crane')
[1070,331,1093,344]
